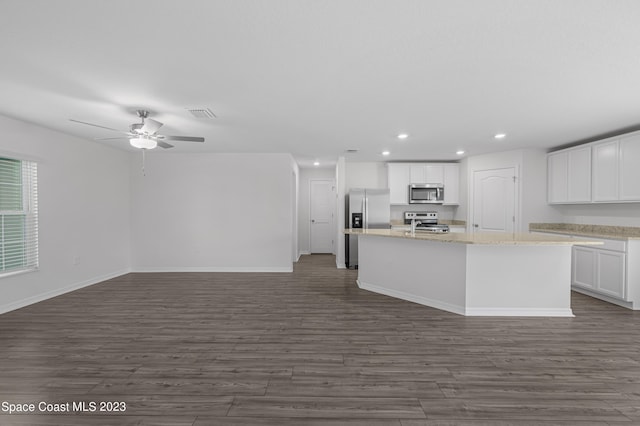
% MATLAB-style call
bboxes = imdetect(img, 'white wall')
[345,162,387,190]
[465,148,562,231]
[298,167,335,256]
[521,149,564,227]
[130,152,295,272]
[336,157,346,268]
[554,203,640,227]
[0,115,131,314]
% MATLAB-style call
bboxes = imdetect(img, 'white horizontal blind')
[0,157,38,276]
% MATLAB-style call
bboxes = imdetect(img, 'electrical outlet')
[73,256,80,265]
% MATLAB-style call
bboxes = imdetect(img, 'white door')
[310,179,335,253]
[472,168,517,233]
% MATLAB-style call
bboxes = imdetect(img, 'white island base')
[356,234,574,317]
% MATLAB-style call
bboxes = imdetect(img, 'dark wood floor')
[1,254,640,425]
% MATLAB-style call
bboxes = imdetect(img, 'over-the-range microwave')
[409,183,444,204]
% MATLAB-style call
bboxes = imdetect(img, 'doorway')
[310,179,335,253]
[471,167,518,233]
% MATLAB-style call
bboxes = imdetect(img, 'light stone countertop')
[344,228,603,245]
[529,223,640,240]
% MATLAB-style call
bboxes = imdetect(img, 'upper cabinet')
[409,164,444,184]
[387,163,411,205]
[548,130,640,204]
[387,162,459,205]
[548,146,591,204]
[592,140,619,202]
[619,133,640,201]
[442,163,459,205]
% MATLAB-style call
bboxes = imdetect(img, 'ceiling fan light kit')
[130,136,157,150]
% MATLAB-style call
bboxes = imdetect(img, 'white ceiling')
[2,0,640,167]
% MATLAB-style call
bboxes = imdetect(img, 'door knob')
[473,224,479,228]
[311,219,315,223]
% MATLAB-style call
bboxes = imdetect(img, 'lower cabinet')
[596,249,626,299]
[572,241,627,301]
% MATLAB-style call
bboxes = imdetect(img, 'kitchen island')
[344,229,601,317]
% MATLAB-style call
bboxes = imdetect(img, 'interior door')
[472,168,517,233]
[310,179,335,253]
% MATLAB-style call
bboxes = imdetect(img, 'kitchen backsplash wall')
[555,203,640,227]
[390,205,457,222]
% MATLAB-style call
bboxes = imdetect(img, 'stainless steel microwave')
[409,183,444,204]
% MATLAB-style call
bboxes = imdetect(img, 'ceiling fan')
[70,109,205,149]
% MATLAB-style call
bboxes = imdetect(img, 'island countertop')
[344,228,603,246]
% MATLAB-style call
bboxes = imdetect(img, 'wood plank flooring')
[1,254,640,425]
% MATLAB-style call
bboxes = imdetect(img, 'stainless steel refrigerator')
[345,188,390,269]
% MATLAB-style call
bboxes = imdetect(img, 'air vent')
[187,108,216,119]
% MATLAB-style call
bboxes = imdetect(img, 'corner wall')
[0,114,131,314]
[130,152,296,272]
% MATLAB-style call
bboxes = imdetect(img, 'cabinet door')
[426,165,444,184]
[592,140,619,202]
[548,151,568,203]
[567,146,592,202]
[387,163,410,205]
[409,165,426,184]
[596,250,626,299]
[619,133,640,201]
[572,246,596,289]
[443,163,459,205]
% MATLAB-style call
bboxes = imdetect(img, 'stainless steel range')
[404,211,450,233]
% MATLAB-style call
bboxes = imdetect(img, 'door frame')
[309,178,336,254]
[468,166,520,233]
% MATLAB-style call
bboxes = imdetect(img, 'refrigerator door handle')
[364,197,369,228]
[361,198,366,228]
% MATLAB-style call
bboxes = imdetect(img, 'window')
[0,157,38,276]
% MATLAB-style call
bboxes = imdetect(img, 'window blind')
[0,157,38,276]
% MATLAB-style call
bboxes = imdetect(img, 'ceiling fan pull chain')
[142,149,146,176]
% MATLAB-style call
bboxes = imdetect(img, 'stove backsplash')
[390,204,457,222]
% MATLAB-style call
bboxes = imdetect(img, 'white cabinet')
[443,163,459,205]
[548,151,568,203]
[572,246,596,290]
[591,133,640,203]
[409,164,444,184]
[572,238,627,301]
[548,130,640,204]
[409,164,425,184]
[596,249,626,299]
[426,165,444,184]
[592,140,619,202]
[547,146,591,204]
[387,163,410,205]
[388,162,459,205]
[619,133,640,200]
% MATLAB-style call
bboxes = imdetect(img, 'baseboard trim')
[357,280,573,317]
[571,287,635,310]
[0,269,131,315]
[464,307,575,317]
[131,266,293,273]
[357,280,466,316]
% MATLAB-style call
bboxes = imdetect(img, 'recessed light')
[313,161,320,166]
[397,133,409,140]
[456,150,465,155]
[494,133,506,139]
[382,151,390,156]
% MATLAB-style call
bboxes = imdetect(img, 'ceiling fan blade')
[69,119,123,133]
[157,141,174,149]
[159,135,205,142]
[141,118,163,134]
[95,137,129,141]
